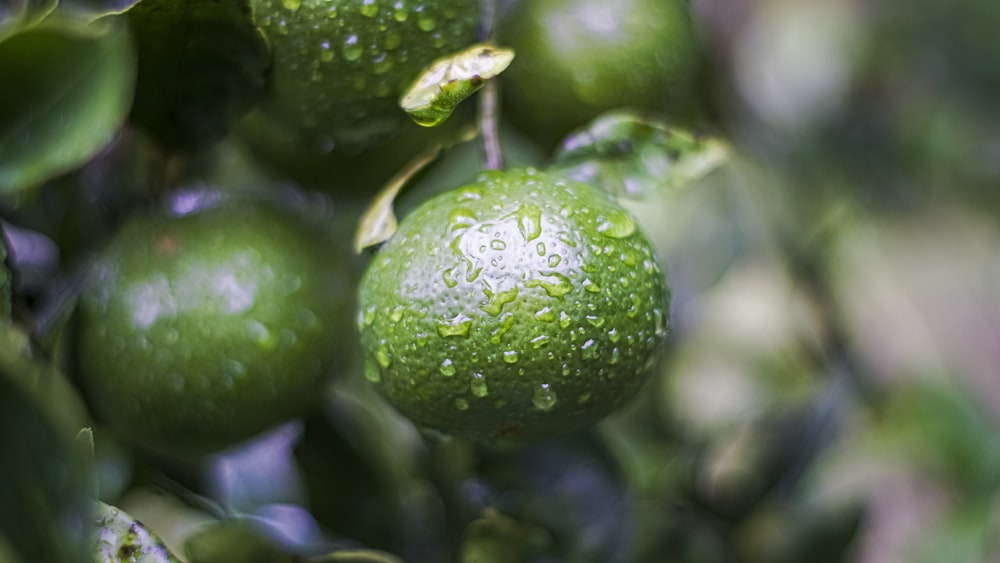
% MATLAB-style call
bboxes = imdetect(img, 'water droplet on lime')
[532,384,557,411]
[503,350,520,364]
[470,373,488,397]
[440,358,456,376]
[436,314,472,337]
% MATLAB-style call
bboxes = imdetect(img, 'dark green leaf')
[0,350,92,563]
[92,501,182,562]
[125,0,270,150]
[549,110,728,199]
[0,18,135,195]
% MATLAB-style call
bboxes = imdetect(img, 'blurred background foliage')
[1,0,1000,561]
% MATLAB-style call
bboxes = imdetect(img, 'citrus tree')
[2,0,999,562]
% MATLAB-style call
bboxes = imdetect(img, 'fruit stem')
[478,0,503,170]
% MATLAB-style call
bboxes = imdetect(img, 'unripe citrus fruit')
[76,196,353,456]
[357,168,670,445]
[500,0,705,147]
[250,0,480,152]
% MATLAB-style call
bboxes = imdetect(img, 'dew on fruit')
[418,15,436,31]
[547,254,561,268]
[455,398,469,410]
[440,358,456,376]
[586,315,605,327]
[531,334,550,349]
[470,372,488,397]
[503,350,520,364]
[524,272,573,298]
[436,313,472,337]
[556,231,578,248]
[532,384,557,411]
[360,0,379,17]
[392,1,408,21]
[480,284,518,316]
[376,345,392,368]
[490,239,506,251]
[583,278,601,293]
[581,338,597,359]
[608,327,620,342]
[447,208,478,232]
[627,293,641,318]
[442,267,459,288]
[246,320,275,349]
[559,310,571,328]
[536,242,546,256]
[596,212,637,239]
[343,35,363,61]
[509,204,542,242]
[535,306,556,322]
[489,312,515,344]
[456,188,482,202]
[389,305,406,323]
[281,0,301,11]
[561,364,571,376]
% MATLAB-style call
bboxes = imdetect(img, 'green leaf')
[0,354,93,563]
[125,0,270,150]
[92,501,182,563]
[400,44,515,127]
[0,18,135,195]
[549,110,729,199]
[0,0,57,40]
[354,125,476,253]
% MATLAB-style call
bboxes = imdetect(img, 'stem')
[479,80,503,171]
[478,0,503,170]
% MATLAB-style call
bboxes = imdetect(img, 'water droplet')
[389,306,406,323]
[364,359,381,382]
[532,384,557,411]
[609,347,621,364]
[442,267,459,288]
[559,311,571,329]
[577,392,591,404]
[490,239,507,251]
[509,204,542,242]
[547,254,562,268]
[503,350,520,364]
[627,294,641,318]
[596,212,637,239]
[246,320,274,349]
[535,307,556,322]
[561,364,571,376]
[281,0,301,10]
[531,335,550,349]
[418,15,436,31]
[581,339,597,359]
[608,328,621,342]
[343,35,363,61]
[376,345,392,368]
[392,2,408,21]
[447,207,477,232]
[585,315,605,328]
[440,358,456,376]
[489,312,515,344]
[436,314,473,337]
[535,242,546,256]
[362,305,377,326]
[455,398,469,410]
[456,188,482,202]
[360,0,378,17]
[480,284,518,316]
[583,279,601,294]
[524,272,573,298]
[557,231,578,248]
[470,373,488,397]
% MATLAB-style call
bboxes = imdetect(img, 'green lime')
[500,0,706,148]
[356,168,670,445]
[250,0,480,153]
[76,196,354,456]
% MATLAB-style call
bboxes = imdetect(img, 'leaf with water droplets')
[549,110,729,199]
[91,501,181,562]
[400,43,515,127]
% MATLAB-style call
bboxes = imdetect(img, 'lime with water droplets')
[356,168,670,445]
[249,0,480,152]
[75,195,354,457]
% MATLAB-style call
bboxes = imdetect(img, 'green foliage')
[124,0,270,150]
[0,17,134,195]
